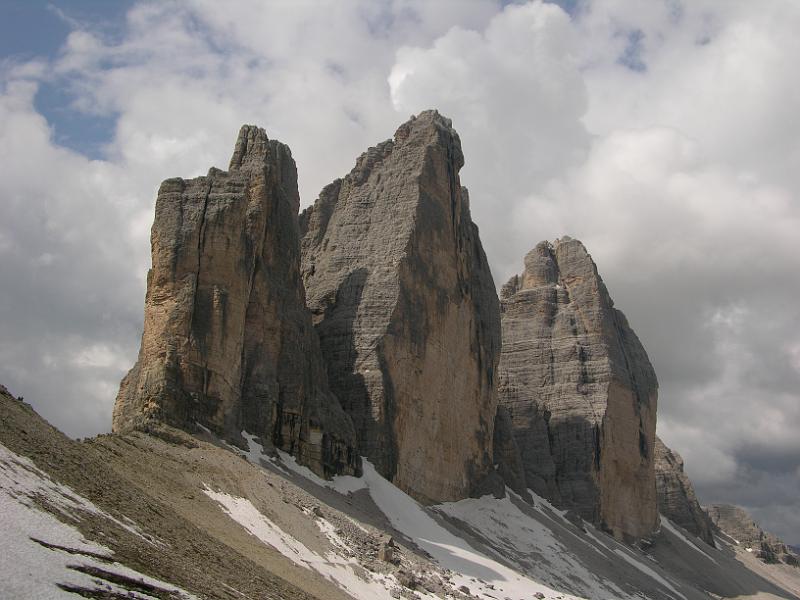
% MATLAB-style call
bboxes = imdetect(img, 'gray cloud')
[0,0,798,541]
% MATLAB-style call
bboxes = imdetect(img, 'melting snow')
[0,442,195,599]
[360,460,587,600]
[203,486,425,600]
[235,430,367,495]
[274,447,367,494]
[436,492,630,599]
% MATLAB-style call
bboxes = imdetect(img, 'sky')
[0,0,798,542]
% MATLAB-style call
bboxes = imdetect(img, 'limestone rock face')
[654,436,715,547]
[492,406,530,501]
[113,125,359,478]
[300,110,500,503]
[707,504,799,566]
[498,238,659,540]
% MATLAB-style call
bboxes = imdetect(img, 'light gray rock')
[300,110,500,503]
[707,504,799,566]
[113,125,359,478]
[655,436,715,547]
[498,238,659,541]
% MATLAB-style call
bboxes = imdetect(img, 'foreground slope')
[4,385,800,600]
[1,385,326,599]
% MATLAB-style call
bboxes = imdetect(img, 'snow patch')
[436,492,630,599]
[361,460,587,600]
[0,443,194,599]
[203,485,424,600]
[0,442,161,547]
[274,446,367,494]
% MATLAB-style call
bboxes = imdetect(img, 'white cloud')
[0,0,799,540]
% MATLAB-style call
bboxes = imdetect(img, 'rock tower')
[498,237,658,540]
[300,111,500,503]
[113,125,359,478]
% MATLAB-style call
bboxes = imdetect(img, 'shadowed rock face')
[113,125,359,478]
[300,110,500,504]
[707,504,799,566]
[492,405,530,501]
[498,238,659,541]
[655,436,715,547]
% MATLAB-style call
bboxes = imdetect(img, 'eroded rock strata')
[655,436,715,546]
[300,110,500,503]
[113,125,359,478]
[498,237,659,540]
[707,504,799,566]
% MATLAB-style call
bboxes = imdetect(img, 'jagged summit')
[497,237,659,541]
[113,125,359,478]
[300,110,500,504]
[707,504,799,566]
[229,124,271,170]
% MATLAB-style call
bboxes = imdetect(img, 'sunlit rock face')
[300,110,501,504]
[113,125,359,478]
[498,237,659,541]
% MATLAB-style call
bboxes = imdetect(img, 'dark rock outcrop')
[300,110,500,503]
[113,125,359,478]
[655,436,715,547]
[498,238,659,541]
[707,504,799,566]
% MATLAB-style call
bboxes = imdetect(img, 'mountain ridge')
[2,111,798,599]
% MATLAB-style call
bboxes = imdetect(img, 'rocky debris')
[655,436,715,546]
[300,110,500,503]
[498,237,659,541]
[113,125,359,478]
[707,504,799,566]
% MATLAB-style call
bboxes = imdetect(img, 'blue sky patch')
[2,0,133,159]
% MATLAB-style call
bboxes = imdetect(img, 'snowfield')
[203,485,430,600]
[0,442,197,599]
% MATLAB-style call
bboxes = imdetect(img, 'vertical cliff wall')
[113,125,359,478]
[655,436,716,546]
[300,110,500,503]
[498,237,658,540]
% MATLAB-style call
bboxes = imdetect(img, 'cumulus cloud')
[0,0,798,539]
[387,0,800,540]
